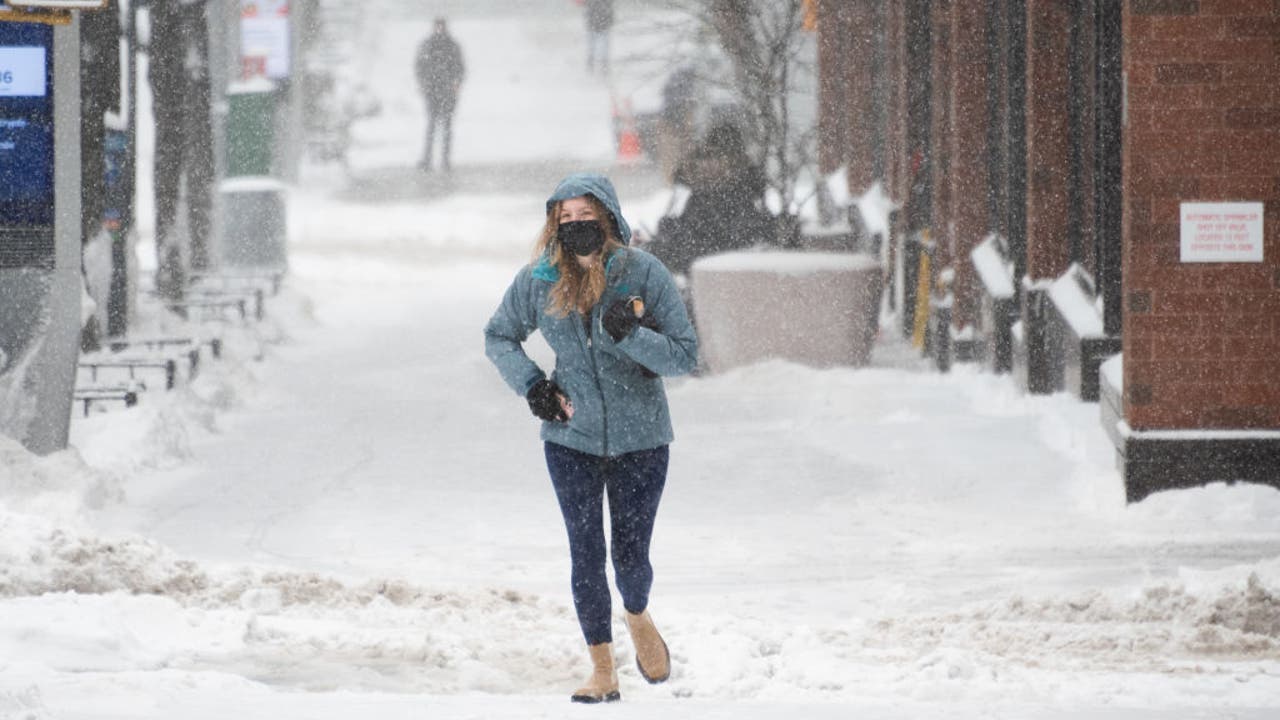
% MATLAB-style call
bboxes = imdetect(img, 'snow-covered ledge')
[690,250,882,373]
[970,234,1020,374]
[970,233,1015,300]
[1048,264,1104,339]
[1046,264,1120,402]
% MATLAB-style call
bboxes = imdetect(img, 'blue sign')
[0,22,55,268]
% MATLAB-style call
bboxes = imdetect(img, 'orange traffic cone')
[614,98,643,164]
[618,123,642,163]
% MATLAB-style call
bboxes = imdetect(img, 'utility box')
[219,177,286,269]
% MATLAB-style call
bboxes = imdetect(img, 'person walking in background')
[657,65,697,182]
[415,17,465,171]
[484,173,697,703]
[583,0,614,74]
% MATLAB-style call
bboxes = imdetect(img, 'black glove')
[526,379,568,422]
[603,297,641,342]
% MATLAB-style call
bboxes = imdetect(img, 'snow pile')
[3,518,1277,703]
[0,334,43,445]
[1125,481,1280,536]
[0,546,588,694]
[0,437,121,516]
[872,574,1280,669]
[0,516,207,599]
[0,686,49,720]
[654,575,1280,706]
[69,281,312,477]
[0,426,205,602]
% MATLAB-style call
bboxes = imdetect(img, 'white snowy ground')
[4,2,1280,719]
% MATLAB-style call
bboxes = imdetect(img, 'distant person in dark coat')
[583,0,614,74]
[657,66,697,182]
[649,122,773,277]
[415,17,465,171]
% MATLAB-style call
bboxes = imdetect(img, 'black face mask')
[557,220,605,257]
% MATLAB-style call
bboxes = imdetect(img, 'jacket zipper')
[579,304,609,455]
[584,253,627,457]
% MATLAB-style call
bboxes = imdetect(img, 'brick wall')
[817,0,852,175]
[1025,0,1075,281]
[929,0,954,262]
[1122,0,1280,430]
[885,0,909,207]
[948,0,992,330]
[845,1,879,191]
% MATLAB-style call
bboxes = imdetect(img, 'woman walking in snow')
[484,173,698,703]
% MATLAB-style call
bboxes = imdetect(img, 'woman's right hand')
[527,379,572,422]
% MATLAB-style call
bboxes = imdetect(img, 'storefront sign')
[1180,202,1264,263]
[240,0,290,80]
[0,22,55,268]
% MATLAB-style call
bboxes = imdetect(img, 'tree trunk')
[149,0,215,299]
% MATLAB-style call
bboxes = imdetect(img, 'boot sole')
[571,690,621,704]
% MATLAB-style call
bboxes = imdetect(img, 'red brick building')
[815,0,1280,500]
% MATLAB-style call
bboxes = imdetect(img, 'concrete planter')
[689,250,882,373]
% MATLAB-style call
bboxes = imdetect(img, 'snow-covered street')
[2,2,1280,718]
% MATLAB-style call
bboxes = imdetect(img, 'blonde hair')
[536,196,624,317]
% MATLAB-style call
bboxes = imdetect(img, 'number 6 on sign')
[0,47,45,97]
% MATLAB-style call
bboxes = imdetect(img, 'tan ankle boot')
[571,642,620,703]
[625,609,670,683]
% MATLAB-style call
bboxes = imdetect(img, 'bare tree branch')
[637,0,816,213]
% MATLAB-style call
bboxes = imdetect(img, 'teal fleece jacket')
[484,175,698,457]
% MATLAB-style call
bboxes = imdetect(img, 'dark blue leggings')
[544,442,669,646]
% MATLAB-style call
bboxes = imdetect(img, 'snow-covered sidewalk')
[4,185,1278,716]
[2,2,1279,718]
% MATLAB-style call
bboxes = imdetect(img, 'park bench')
[71,384,140,417]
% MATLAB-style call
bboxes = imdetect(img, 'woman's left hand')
[603,297,643,342]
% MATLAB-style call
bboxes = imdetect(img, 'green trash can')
[226,78,278,177]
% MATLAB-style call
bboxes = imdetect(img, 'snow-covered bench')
[78,356,179,392]
[72,385,140,417]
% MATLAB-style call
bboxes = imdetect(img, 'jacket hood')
[545,173,632,245]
